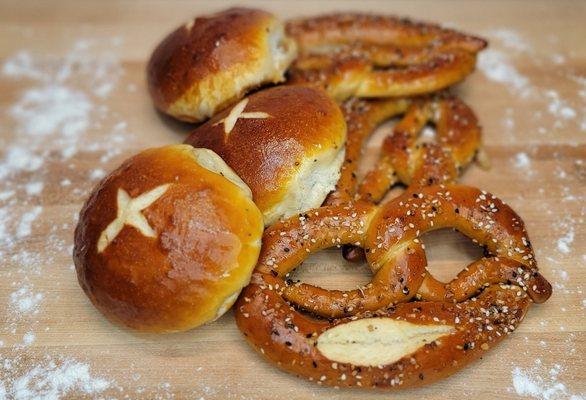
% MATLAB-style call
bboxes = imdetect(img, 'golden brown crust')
[286,13,487,52]
[327,94,480,262]
[74,145,264,332]
[184,85,346,225]
[147,8,297,122]
[237,275,532,389]
[286,13,487,101]
[234,185,552,388]
[258,185,550,318]
[327,94,481,207]
[325,97,411,206]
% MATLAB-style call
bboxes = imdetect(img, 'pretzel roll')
[147,7,297,122]
[185,85,347,226]
[74,144,264,332]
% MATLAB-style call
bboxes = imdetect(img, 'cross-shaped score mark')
[97,184,170,253]
[213,98,270,134]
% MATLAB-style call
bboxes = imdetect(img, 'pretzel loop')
[286,13,487,101]
[327,94,481,208]
[259,186,551,319]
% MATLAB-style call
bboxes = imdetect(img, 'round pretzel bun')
[147,7,298,122]
[73,144,264,333]
[185,85,347,226]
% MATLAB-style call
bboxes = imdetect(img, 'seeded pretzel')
[259,185,550,318]
[235,185,551,388]
[286,13,487,102]
[327,94,481,207]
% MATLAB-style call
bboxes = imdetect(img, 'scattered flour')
[557,227,575,255]
[9,85,93,139]
[2,357,113,400]
[16,207,42,239]
[9,285,43,315]
[22,332,35,346]
[24,181,43,196]
[89,168,106,180]
[513,152,531,169]
[0,147,44,180]
[545,90,577,120]
[485,28,532,52]
[512,361,585,400]
[479,28,583,136]
[477,49,532,96]
[0,39,127,399]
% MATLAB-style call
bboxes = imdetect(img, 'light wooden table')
[0,1,584,399]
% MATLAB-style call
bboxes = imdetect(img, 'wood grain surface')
[0,1,584,399]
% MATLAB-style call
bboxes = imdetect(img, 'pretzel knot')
[235,185,552,388]
[286,13,487,102]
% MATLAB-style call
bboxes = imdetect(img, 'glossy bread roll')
[73,144,264,332]
[147,7,297,122]
[185,85,347,226]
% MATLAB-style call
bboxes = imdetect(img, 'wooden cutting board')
[0,1,584,399]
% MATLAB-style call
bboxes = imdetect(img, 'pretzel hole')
[287,250,373,291]
[420,228,485,282]
[359,119,397,176]
[417,124,437,145]
[359,115,437,178]
[371,63,412,71]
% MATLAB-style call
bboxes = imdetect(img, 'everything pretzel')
[286,13,487,101]
[327,94,482,206]
[235,185,551,388]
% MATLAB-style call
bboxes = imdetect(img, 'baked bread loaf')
[147,7,297,122]
[73,144,264,332]
[185,85,347,226]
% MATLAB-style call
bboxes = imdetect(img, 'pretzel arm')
[359,99,431,202]
[435,94,482,167]
[256,202,377,277]
[296,42,473,69]
[290,51,478,102]
[282,242,427,318]
[355,50,478,99]
[359,95,481,200]
[418,257,553,304]
[236,273,531,389]
[326,98,410,206]
[286,13,487,53]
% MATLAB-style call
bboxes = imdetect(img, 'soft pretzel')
[235,185,551,388]
[330,94,481,206]
[286,13,487,102]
